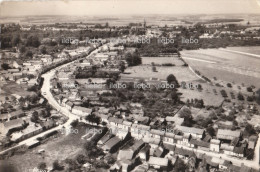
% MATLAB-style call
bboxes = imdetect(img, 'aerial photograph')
[0,0,260,171]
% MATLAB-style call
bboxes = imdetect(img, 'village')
[0,19,260,172]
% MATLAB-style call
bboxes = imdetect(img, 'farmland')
[181,47,260,88]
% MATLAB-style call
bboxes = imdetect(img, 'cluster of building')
[91,114,258,171]
[0,108,57,145]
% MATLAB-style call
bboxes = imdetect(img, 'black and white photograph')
[0,0,260,171]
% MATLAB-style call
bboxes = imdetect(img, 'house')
[174,147,195,160]
[96,113,110,124]
[13,73,23,80]
[150,129,165,140]
[175,125,205,139]
[153,146,164,157]
[148,157,168,170]
[8,68,20,73]
[131,124,150,140]
[65,101,74,111]
[12,61,21,69]
[163,143,176,154]
[138,145,150,161]
[102,136,121,153]
[122,121,133,132]
[12,124,43,142]
[41,120,55,130]
[97,133,114,146]
[110,159,135,172]
[112,127,131,140]
[248,136,258,149]
[28,79,38,86]
[61,98,68,106]
[130,139,145,156]
[0,113,9,122]
[233,146,244,157]
[210,139,220,152]
[0,118,25,135]
[108,117,124,128]
[181,133,191,146]
[173,135,183,144]
[9,110,25,120]
[189,139,210,151]
[217,129,241,141]
[118,149,134,160]
[163,132,175,144]
[221,143,234,156]
[72,106,92,117]
[165,116,184,126]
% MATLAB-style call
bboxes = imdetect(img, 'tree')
[53,160,63,171]
[25,50,33,58]
[174,159,187,172]
[76,154,86,164]
[1,63,11,70]
[70,119,79,128]
[206,126,215,137]
[38,162,46,170]
[244,123,256,136]
[256,88,260,105]
[227,83,232,88]
[19,45,26,53]
[247,96,254,102]
[31,111,39,123]
[12,34,21,46]
[125,51,142,66]
[220,90,228,98]
[152,66,156,72]
[26,35,40,47]
[179,108,194,127]
[167,74,179,87]
[39,45,47,54]
[237,92,244,101]
[247,87,253,92]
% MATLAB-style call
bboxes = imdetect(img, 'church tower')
[143,19,146,29]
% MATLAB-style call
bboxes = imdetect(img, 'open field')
[1,82,34,97]
[226,46,260,55]
[122,66,199,83]
[121,60,227,106]
[181,47,260,88]
[142,56,185,66]
[0,124,97,172]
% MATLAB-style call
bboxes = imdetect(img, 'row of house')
[104,116,256,159]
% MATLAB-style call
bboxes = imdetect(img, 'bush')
[247,87,253,92]
[237,93,244,101]
[162,63,175,66]
[70,119,79,128]
[247,96,254,102]
[227,83,232,88]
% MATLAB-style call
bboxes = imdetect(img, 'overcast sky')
[0,0,260,17]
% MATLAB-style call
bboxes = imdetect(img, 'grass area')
[0,124,98,172]
[142,56,185,66]
[122,65,199,83]
[1,82,34,97]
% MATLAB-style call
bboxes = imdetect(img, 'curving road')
[0,46,101,156]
